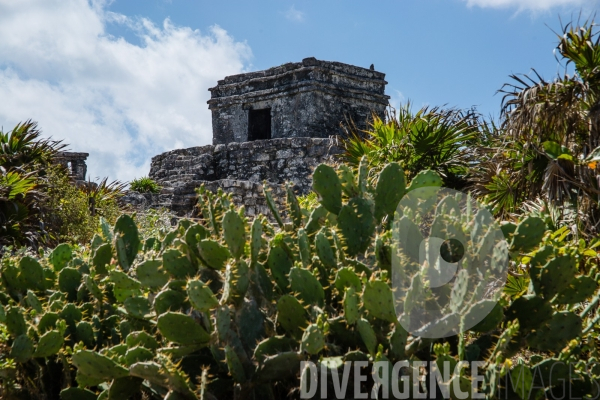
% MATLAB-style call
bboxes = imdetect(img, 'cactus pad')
[334,267,362,292]
[363,280,397,323]
[374,162,406,221]
[312,164,342,214]
[465,300,503,333]
[338,164,359,197]
[343,286,359,325]
[357,318,378,356]
[406,170,443,193]
[184,224,209,260]
[107,376,143,399]
[19,256,45,291]
[297,228,311,268]
[527,311,582,352]
[126,331,159,351]
[305,205,328,235]
[338,197,375,257]
[539,255,576,299]
[254,336,297,364]
[58,267,82,301]
[255,352,303,383]
[225,345,246,383]
[162,249,196,279]
[315,230,336,270]
[59,304,83,328]
[135,259,169,288]
[153,289,186,315]
[554,276,598,304]
[72,350,129,381]
[254,263,274,301]
[506,295,553,331]
[60,387,97,400]
[6,307,27,338]
[157,312,211,345]
[263,183,285,228]
[267,244,293,291]
[124,346,154,366]
[389,325,408,360]
[124,296,153,319]
[38,312,59,334]
[276,295,308,339]
[286,183,303,228]
[222,210,246,259]
[113,214,140,270]
[50,243,73,271]
[34,330,64,358]
[187,280,219,312]
[250,218,263,266]
[511,216,546,252]
[26,290,43,313]
[289,267,325,307]
[300,324,325,355]
[92,243,112,275]
[198,239,230,270]
[500,221,517,239]
[11,334,34,363]
[76,321,96,348]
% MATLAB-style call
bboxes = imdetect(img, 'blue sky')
[0,0,598,181]
[104,0,598,116]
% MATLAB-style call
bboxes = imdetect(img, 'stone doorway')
[248,108,271,141]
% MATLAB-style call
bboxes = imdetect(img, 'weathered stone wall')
[144,137,342,216]
[54,152,89,182]
[208,57,389,144]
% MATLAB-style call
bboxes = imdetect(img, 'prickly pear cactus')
[0,161,598,400]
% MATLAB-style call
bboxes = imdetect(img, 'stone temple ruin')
[54,152,89,183]
[129,58,390,215]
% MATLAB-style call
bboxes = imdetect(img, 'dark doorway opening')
[248,108,271,141]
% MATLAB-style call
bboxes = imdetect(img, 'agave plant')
[0,121,66,248]
[0,120,65,170]
[0,167,46,248]
[342,102,481,189]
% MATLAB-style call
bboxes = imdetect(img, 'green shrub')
[43,166,121,244]
[129,176,161,193]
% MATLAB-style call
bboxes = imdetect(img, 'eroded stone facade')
[208,57,389,144]
[144,137,342,216]
[54,152,89,182]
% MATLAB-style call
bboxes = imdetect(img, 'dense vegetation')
[0,18,599,400]
[0,121,123,248]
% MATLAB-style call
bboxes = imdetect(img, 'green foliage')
[44,165,121,244]
[0,161,597,400]
[472,19,600,234]
[0,120,66,248]
[343,103,479,189]
[129,176,161,194]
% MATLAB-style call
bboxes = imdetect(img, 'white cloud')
[285,5,305,22]
[461,0,595,11]
[0,0,252,182]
